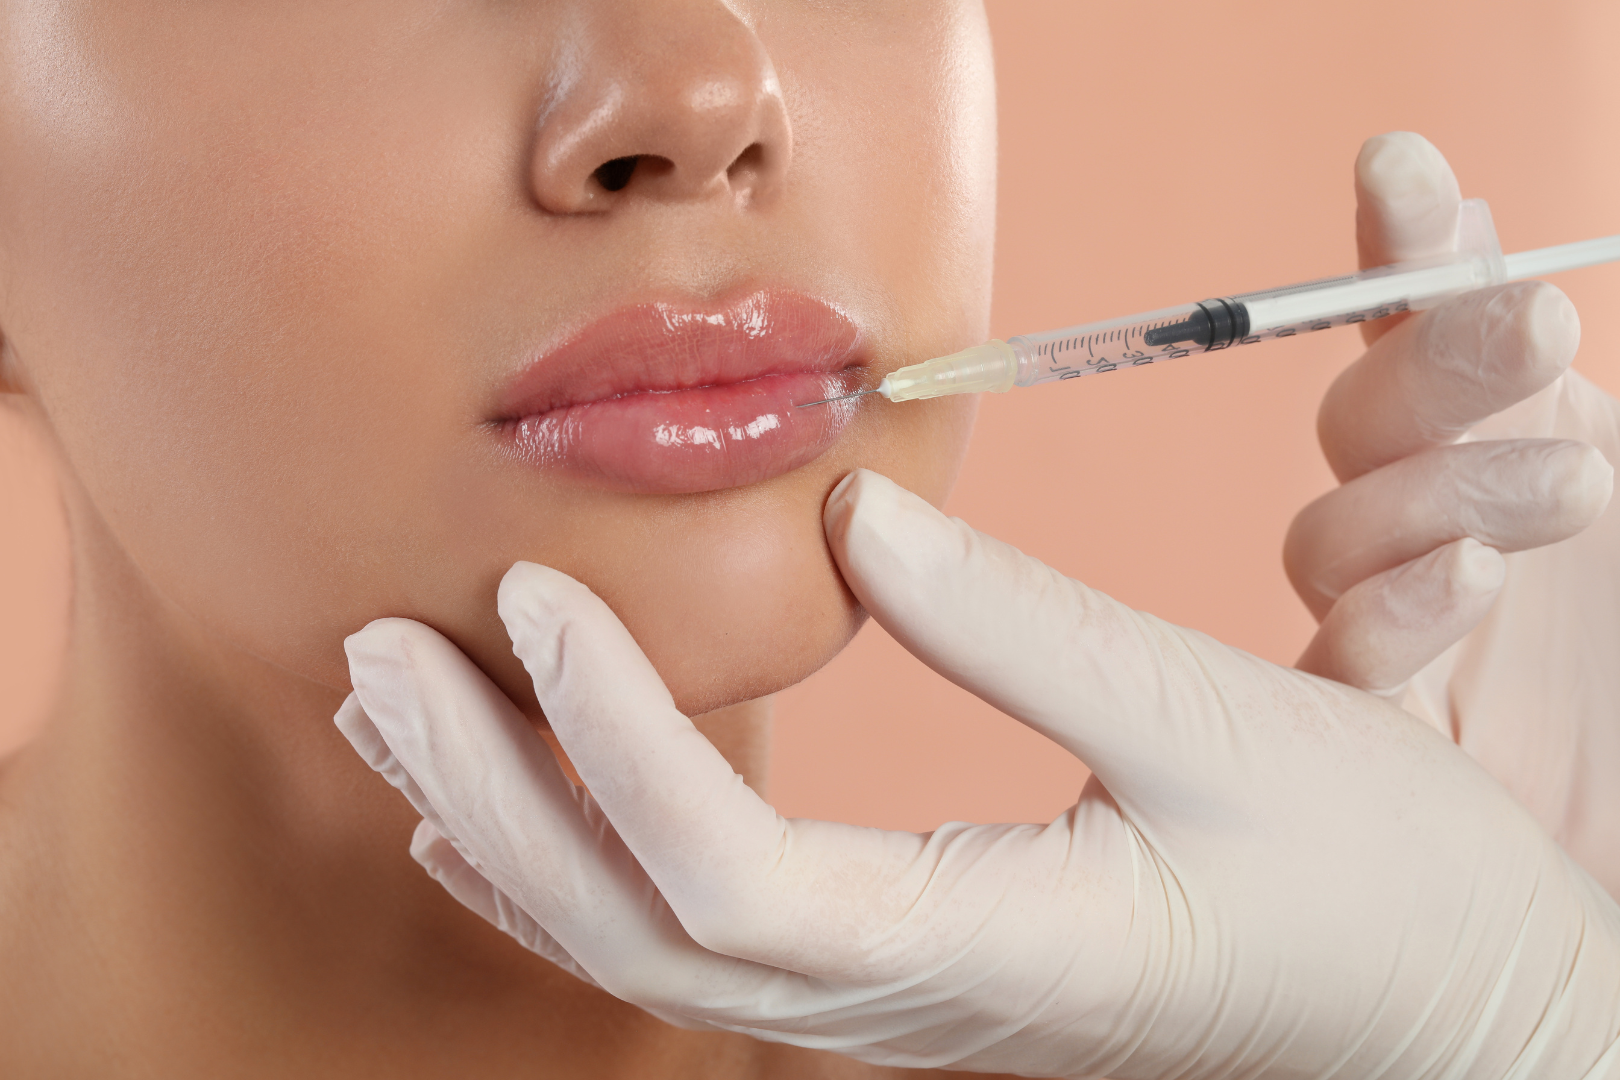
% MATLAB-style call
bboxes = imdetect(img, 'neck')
[0,480,838,1079]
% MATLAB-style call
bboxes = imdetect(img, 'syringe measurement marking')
[1036,301,1412,382]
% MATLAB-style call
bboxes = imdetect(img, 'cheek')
[0,12,522,680]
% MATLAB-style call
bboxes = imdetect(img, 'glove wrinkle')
[1296,540,1505,704]
[1286,438,1610,620]
[1321,284,1579,482]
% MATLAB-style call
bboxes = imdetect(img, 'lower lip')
[504,370,861,494]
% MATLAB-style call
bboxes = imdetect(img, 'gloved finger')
[335,691,458,843]
[824,470,1285,792]
[498,563,1089,985]
[1318,282,1580,482]
[1294,539,1504,706]
[339,692,613,987]
[340,687,606,978]
[338,691,564,945]
[1284,438,1612,620]
[409,817,605,987]
[344,618,793,1013]
[1354,131,1461,345]
[410,821,735,1034]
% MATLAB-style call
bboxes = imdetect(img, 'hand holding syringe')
[800,199,1620,407]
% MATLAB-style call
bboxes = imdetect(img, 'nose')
[531,2,792,213]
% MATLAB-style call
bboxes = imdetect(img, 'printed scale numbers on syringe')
[798,199,1620,408]
[1032,284,1406,382]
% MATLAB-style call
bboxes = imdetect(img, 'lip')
[494,290,867,494]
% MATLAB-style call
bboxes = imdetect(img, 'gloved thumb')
[1354,131,1461,344]
[824,468,1269,791]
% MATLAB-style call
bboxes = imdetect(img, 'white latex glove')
[1285,132,1620,898]
[340,469,1620,1079]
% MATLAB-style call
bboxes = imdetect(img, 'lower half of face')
[362,386,977,718]
[0,0,995,718]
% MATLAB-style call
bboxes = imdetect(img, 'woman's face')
[0,1,993,717]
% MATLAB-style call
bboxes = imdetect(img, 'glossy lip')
[493,290,868,494]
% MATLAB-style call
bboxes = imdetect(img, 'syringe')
[800,200,1620,407]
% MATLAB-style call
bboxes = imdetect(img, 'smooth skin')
[0,3,995,1077]
[0,2,1605,1077]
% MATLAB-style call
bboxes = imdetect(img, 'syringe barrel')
[1007,300,1221,387]
[1006,198,1505,389]
[880,199,1507,401]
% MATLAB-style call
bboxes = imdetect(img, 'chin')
[654,591,868,719]
[473,553,866,722]
[433,467,868,722]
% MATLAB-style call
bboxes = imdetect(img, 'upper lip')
[494,289,866,422]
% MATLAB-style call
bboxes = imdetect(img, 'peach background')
[4,1,1619,834]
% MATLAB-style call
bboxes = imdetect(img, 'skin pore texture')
[0,2,1008,1076]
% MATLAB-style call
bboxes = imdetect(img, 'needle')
[795,388,881,408]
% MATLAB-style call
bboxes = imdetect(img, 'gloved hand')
[1285,132,1620,898]
[340,468,1620,1079]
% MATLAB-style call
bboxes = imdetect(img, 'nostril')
[727,143,766,180]
[592,156,640,193]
